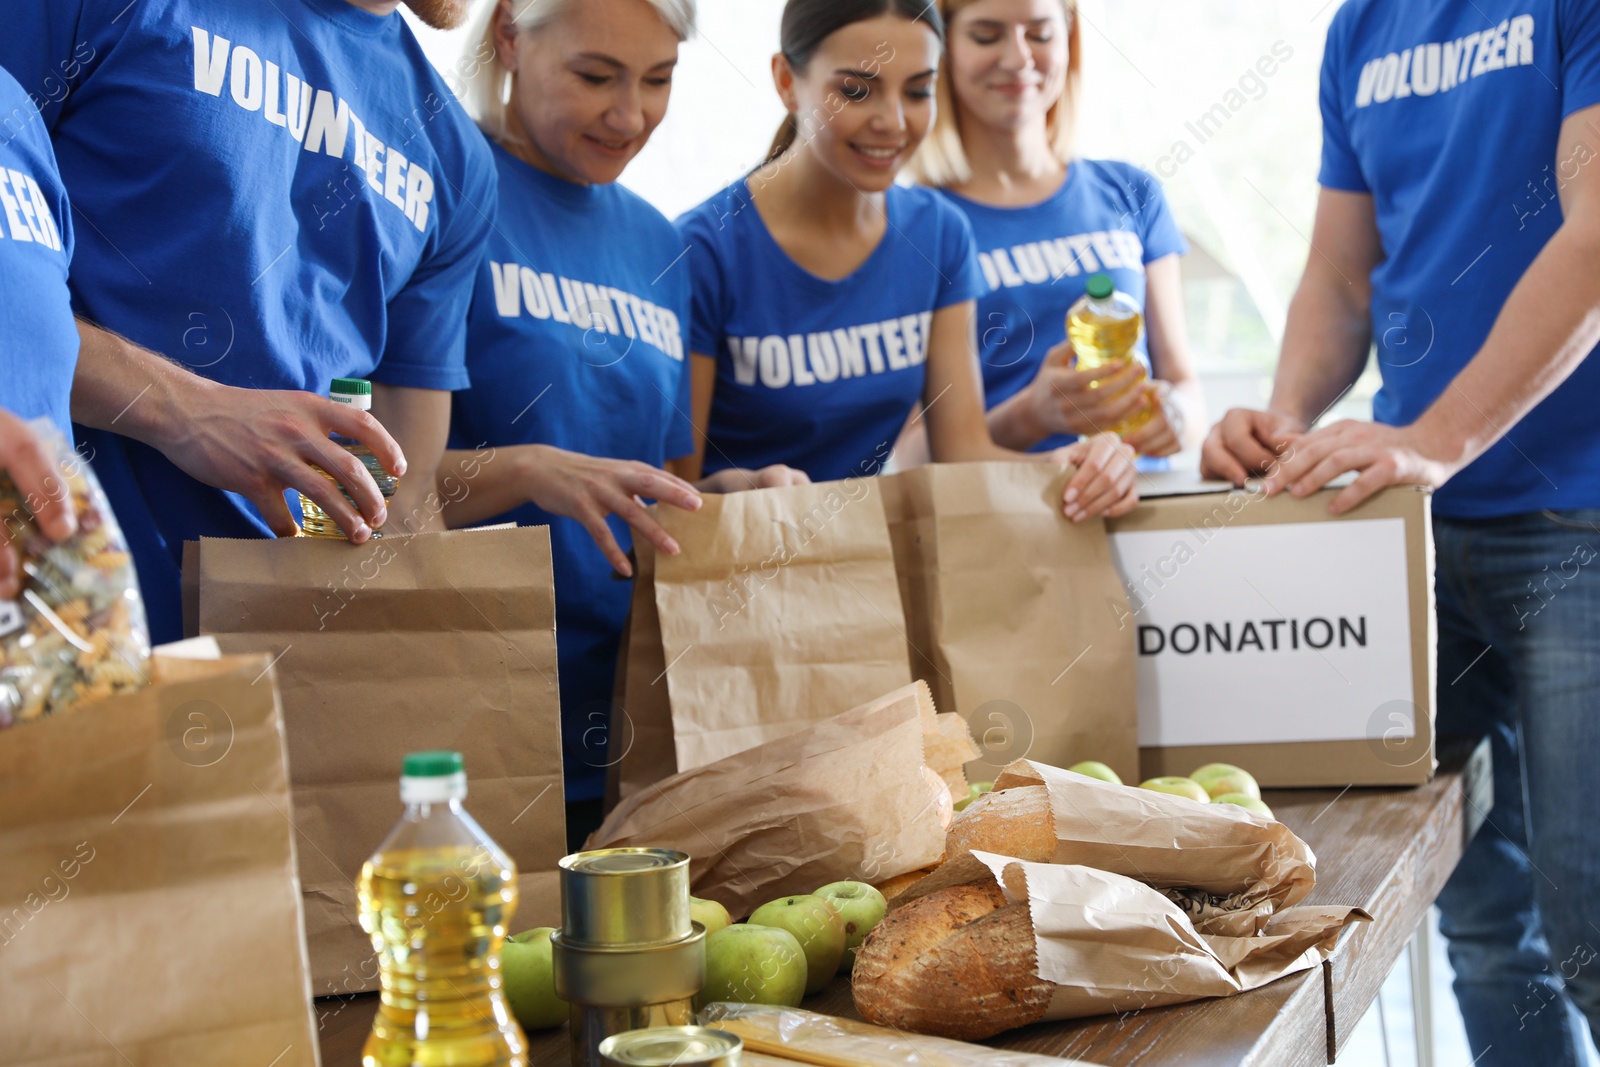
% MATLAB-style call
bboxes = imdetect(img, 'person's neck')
[498,111,591,186]
[952,112,1065,204]
[750,146,883,235]
[343,0,400,15]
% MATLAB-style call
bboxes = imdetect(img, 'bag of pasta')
[0,420,150,726]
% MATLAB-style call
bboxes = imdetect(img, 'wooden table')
[317,737,1490,1066]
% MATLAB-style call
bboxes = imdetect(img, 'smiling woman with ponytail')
[674,0,1139,520]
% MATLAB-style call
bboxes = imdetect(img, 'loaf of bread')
[872,866,935,901]
[852,879,1052,1040]
[944,785,1056,863]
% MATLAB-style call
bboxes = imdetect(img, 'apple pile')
[1137,762,1273,818]
[698,880,888,1008]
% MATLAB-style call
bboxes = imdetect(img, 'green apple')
[813,881,888,972]
[690,895,732,938]
[1214,792,1275,819]
[953,780,995,812]
[747,894,846,994]
[698,924,807,1009]
[501,927,566,1031]
[1067,761,1123,785]
[1190,763,1261,801]
[1139,776,1211,804]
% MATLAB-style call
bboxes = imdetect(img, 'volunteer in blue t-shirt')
[0,0,498,644]
[678,0,1139,522]
[1203,4,1600,1062]
[0,63,82,596]
[909,0,1204,468]
[443,0,802,843]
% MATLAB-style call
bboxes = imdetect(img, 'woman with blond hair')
[912,0,1204,466]
[442,0,803,844]
[676,0,1139,513]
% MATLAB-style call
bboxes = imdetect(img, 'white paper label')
[1108,518,1415,747]
[0,600,21,639]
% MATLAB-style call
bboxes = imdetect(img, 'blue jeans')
[1433,510,1600,1065]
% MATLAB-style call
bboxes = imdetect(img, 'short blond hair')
[910,0,1081,187]
[463,0,697,144]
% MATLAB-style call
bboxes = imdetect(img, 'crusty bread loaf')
[944,785,1055,863]
[852,880,1052,1040]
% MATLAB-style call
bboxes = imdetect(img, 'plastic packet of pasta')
[0,419,150,727]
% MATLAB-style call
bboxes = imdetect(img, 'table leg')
[1409,918,1435,1067]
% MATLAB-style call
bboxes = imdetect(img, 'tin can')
[599,1026,743,1067]
[559,848,692,946]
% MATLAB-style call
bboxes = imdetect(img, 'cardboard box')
[1106,475,1435,787]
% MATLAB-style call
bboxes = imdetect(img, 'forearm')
[1414,223,1600,466]
[986,389,1045,451]
[372,385,449,534]
[438,445,535,528]
[1169,377,1208,452]
[1268,272,1373,426]
[71,320,200,449]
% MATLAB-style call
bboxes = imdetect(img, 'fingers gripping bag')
[0,419,150,727]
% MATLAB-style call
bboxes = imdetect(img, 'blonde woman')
[443,0,801,842]
[913,0,1204,467]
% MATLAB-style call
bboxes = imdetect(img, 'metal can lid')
[562,848,688,876]
[599,1027,742,1067]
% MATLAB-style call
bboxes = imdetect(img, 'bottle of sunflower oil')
[1065,273,1154,437]
[298,377,399,539]
[358,751,527,1067]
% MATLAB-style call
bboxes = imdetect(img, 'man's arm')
[71,320,403,539]
[1200,188,1382,485]
[1269,102,1600,512]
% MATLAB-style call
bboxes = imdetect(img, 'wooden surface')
[317,738,1488,1067]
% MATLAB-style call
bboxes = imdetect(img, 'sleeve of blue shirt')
[678,205,728,359]
[935,198,985,309]
[370,152,497,392]
[1132,168,1188,262]
[0,0,108,130]
[1560,0,1600,117]
[1317,9,1368,194]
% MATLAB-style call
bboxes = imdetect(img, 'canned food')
[599,1026,743,1067]
[559,848,692,946]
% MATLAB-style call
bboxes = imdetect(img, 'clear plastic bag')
[0,420,150,727]
[697,1004,1088,1067]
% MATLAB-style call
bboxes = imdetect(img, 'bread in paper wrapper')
[588,681,965,918]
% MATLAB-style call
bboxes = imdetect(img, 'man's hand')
[0,412,77,599]
[1049,432,1139,523]
[171,380,405,541]
[516,446,703,577]
[696,465,811,493]
[1200,408,1310,486]
[1263,419,1458,515]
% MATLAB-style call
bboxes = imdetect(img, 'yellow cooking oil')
[358,752,527,1067]
[299,377,399,539]
[1065,273,1155,438]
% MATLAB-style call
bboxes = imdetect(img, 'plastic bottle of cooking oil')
[298,377,399,539]
[358,751,527,1067]
[1065,273,1154,438]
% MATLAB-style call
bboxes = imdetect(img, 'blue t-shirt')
[1,0,496,640]
[0,65,78,440]
[1320,0,1600,517]
[451,139,693,803]
[678,179,985,481]
[937,160,1187,462]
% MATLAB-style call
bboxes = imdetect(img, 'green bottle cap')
[1085,274,1115,300]
[402,751,464,778]
[331,377,373,397]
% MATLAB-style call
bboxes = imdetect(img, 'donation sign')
[1108,517,1415,748]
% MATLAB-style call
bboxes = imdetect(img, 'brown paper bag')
[893,851,1363,1029]
[192,528,566,994]
[609,537,677,805]
[0,653,319,1066]
[642,479,913,778]
[881,463,1139,783]
[590,682,954,918]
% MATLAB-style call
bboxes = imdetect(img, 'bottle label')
[0,600,22,639]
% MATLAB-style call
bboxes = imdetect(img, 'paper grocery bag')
[881,463,1139,782]
[591,682,958,918]
[645,479,913,776]
[193,528,566,994]
[609,537,678,804]
[0,653,318,1066]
